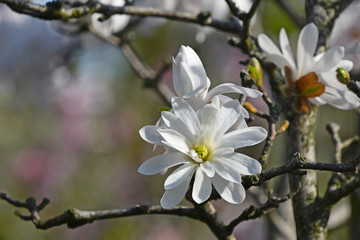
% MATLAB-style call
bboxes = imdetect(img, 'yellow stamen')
[194,145,208,160]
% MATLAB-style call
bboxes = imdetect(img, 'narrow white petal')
[309,97,326,105]
[172,46,209,97]
[321,89,360,110]
[297,23,318,77]
[138,152,189,175]
[161,175,192,209]
[212,174,246,204]
[205,83,262,102]
[212,147,235,156]
[211,158,242,183]
[218,126,267,149]
[164,163,196,190]
[171,98,201,132]
[279,28,296,70]
[172,58,188,97]
[227,152,262,175]
[214,100,242,136]
[139,125,163,145]
[181,61,208,92]
[229,117,248,132]
[312,46,344,73]
[158,128,192,154]
[200,161,215,178]
[338,60,353,71]
[258,33,283,56]
[161,111,196,144]
[263,53,291,69]
[182,85,207,99]
[192,168,212,204]
[179,46,208,89]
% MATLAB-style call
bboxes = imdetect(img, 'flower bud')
[158,106,171,112]
[336,68,350,84]
[277,120,289,134]
[247,57,263,87]
[243,102,257,114]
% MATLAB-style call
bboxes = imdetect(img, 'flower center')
[294,72,326,113]
[295,72,325,98]
[194,144,208,160]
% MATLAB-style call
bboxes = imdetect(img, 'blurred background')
[0,0,359,239]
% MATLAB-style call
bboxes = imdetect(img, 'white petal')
[297,23,318,77]
[182,85,207,99]
[164,163,196,190]
[212,147,235,156]
[229,117,248,131]
[263,53,291,69]
[211,158,243,183]
[205,83,262,102]
[161,175,192,209]
[161,111,196,144]
[338,60,353,71]
[312,46,344,72]
[200,161,215,177]
[323,89,360,109]
[171,98,200,133]
[139,125,163,145]
[172,46,209,97]
[199,102,219,141]
[158,128,192,154]
[279,28,296,70]
[138,152,189,175]
[227,152,262,175]
[212,174,246,204]
[309,97,326,105]
[192,168,212,204]
[258,33,283,56]
[217,126,267,149]
[214,100,242,136]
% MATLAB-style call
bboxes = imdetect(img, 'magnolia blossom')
[329,1,360,72]
[172,46,262,113]
[91,0,130,37]
[138,97,267,209]
[258,23,360,112]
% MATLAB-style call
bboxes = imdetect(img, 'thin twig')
[226,183,300,231]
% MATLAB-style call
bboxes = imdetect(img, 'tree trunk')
[286,106,328,239]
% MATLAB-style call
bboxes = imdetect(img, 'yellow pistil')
[194,145,209,160]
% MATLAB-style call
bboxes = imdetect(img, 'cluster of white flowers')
[258,23,360,112]
[138,46,267,209]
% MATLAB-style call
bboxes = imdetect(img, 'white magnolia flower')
[138,97,267,209]
[91,0,130,37]
[330,1,360,73]
[258,23,360,112]
[172,45,262,113]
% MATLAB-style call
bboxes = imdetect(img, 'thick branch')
[0,191,197,229]
[0,0,239,34]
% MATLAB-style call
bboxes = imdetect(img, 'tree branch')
[226,184,301,232]
[0,0,240,34]
[242,152,360,189]
[0,191,197,229]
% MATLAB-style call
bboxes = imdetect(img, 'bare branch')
[227,184,300,231]
[242,152,360,189]
[0,191,197,229]
[0,0,240,34]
